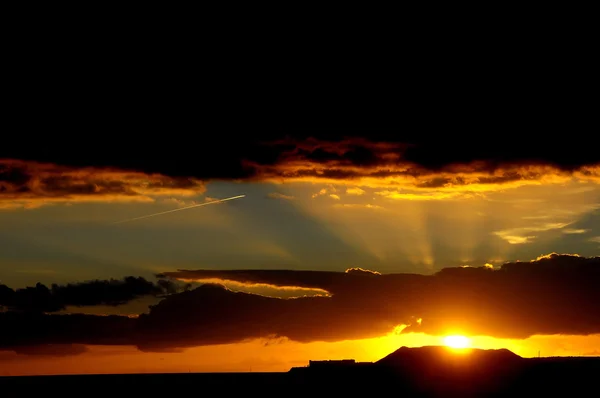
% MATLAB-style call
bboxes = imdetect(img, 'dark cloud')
[1,134,599,194]
[10,344,88,357]
[247,138,600,189]
[0,159,205,208]
[160,253,600,341]
[1,254,599,355]
[0,276,181,313]
[3,17,597,184]
[0,312,135,352]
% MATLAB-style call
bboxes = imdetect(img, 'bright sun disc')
[443,335,471,349]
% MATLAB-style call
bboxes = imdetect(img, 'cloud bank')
[0,159,205,209]
[0,277,181,312]
[2,135,600,210]
[1,254,599,355]
[247,138,600,192]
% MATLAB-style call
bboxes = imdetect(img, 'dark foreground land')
[1,346,599,397]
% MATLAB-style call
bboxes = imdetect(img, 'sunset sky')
[1,129,599,376]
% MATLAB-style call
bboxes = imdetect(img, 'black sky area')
[3,14,597,178]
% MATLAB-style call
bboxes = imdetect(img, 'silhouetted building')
[308,359,355,369]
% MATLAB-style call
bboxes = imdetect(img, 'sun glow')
[443,335,471,349]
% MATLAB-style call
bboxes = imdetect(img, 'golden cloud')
[333,203,385,210]
[346,187,366,195]
[243,139,600,194]
[493,222,572,245]
[0,159,205,209]
[563,229,589,234]
[175,278,330,299]
[252,161,595,193]
[374,190,471,201]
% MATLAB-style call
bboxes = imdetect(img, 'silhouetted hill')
[371,346,526,395]
[377,345,522,366]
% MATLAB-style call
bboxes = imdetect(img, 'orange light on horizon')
[443,335,471,349]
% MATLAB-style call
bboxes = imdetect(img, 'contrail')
[113,195,245,224]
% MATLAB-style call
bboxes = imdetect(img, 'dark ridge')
[376,345,523,366]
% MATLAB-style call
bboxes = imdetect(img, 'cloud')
[2,254,600,354]
[266,192,295,201]
[346,187,365,196]
[333,204,384,210]
[156,254,600,342]
[329,194,340,200]
[0,312,136,352]
[590,237,600,243]
[0,159,205,210]
[311,188,327,198]
[345,267,382,275]
[375,190,470,201]
[311,185,337,199]
[162,197,199,207]
[9,344,89,356]
[494,234,536,245]
[3,138,600,207]
[0,277,182,312]
[563,229,590,234]
[493,222,571,244]
[245,138,600,193]
[170,277,329,299]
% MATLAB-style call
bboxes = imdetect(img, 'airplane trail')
[113,195,245,224]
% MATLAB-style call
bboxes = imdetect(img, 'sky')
[1,130,599,375]
[1,7,598,378]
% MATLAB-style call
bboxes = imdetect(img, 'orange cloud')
[242,139,600,194]
[175,278,330,299]
[574,165,600,182]
[254,162,592,192]
[5,139,599,207]
[311,184,338,199]
[333,203,385,210]
[374,190,471,201]
[162,197,200,207]
[493,222,571,245]
[345,267,382,275]
[346,187,366,195]
[0,159,205,209]
[563,229,589,234]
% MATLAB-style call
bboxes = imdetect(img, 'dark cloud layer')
[0,159,205,208]
[3,18,597,186]
[0,277,181,313]
[1,254,599,355]
[162,253,600,341]
[2,135,598,205]
[0,312,135,351]
[2,134,599,191]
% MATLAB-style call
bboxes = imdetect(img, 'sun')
[443,335,471,349]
